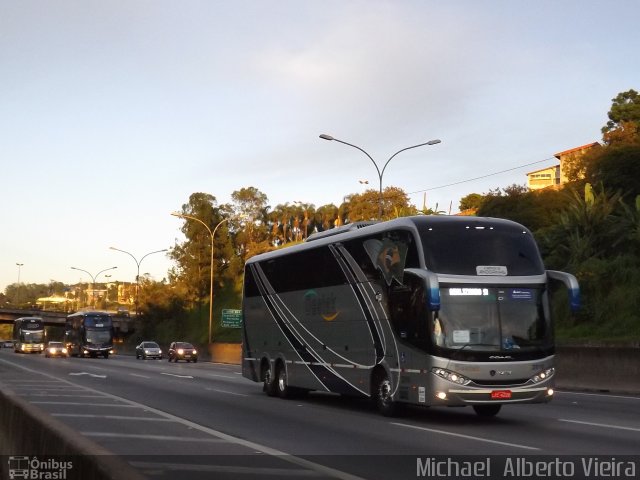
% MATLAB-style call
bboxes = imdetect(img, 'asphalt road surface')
[1,349,639,480]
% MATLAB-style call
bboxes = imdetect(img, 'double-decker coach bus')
[242,216,579,417]
[13,317,46,353]
[65,311,114,358]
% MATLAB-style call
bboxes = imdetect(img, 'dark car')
[45,341,68,358]
[168,342,198,363]
[135,341,162,360]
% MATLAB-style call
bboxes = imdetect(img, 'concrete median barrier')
[555,344,640,394]
[0,389,146,480]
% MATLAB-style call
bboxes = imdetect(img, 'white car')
[135,341,162,360]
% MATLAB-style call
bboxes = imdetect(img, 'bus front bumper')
[21,344,45,353]
[429,376,555,406]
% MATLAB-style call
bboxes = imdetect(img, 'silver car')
[135,341,163,360]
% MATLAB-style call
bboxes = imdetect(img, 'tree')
[314,204,339,232]
[477,184,568,233]
[169,192,222,305]
[344,186,412,222]
[543,183,623,269]
[602,89,640,145]
[586,144,640,203]
[229,187,270,280]
[459,193,484,212]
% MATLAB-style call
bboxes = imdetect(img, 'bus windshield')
[85,329,112,345]
[21,330,45,343]
[83,316,112,328]
[418,222,545,276]
[434,286,551,352]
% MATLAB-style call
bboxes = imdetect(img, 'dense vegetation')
[3,89,639,345]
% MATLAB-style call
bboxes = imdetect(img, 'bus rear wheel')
[276,364,291,399]
[473,404,501,417]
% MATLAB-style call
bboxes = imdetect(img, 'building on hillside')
[526,142,600,191]
[526,165,560,191]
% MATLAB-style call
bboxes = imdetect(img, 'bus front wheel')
[473,404,501,417]
[373,371,398,417]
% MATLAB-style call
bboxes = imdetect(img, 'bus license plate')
[491,390,512,399]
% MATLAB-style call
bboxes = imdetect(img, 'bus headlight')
[431,367,471,385]
[531,367,555,383]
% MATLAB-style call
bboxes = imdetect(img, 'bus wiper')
[450,343,498,360]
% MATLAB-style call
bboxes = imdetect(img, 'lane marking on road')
[205,373,237,379]
[12,386,87,391]
[1,357,368,480]
[391,422,540,451]
[69,372,107,378]
[2,380,61,384]
[559,419,640,432]
[52,414,173,422]
[30,402,141,408]
[160,372,193,379]
[24,394,106,398]
[129,461,324,477]
[558,390,640,401]
[81,433,228,442]
[204,387,249,397]
[129,373,151,379]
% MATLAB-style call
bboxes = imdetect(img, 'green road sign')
[221,309,242,328]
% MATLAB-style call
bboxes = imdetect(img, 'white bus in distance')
[241,216,579,417]
[13,317,46,353]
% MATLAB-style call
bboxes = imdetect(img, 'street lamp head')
[319,134,334,141]
[427,139,442,145]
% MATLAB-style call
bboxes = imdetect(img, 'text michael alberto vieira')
[416,457,637,477]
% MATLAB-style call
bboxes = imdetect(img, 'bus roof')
[246,215,532,265]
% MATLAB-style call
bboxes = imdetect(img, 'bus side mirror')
[425,271,440,311]
[405,269,440,311]
[547,270,580,312]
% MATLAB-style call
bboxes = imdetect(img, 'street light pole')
[70,266,118,308]
[171,212,233,344]
[16,263,24,284]
[319,134,441,220]
[109,247,168,317]
[15,263,24,306]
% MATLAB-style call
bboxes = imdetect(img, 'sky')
[1,0,639,292]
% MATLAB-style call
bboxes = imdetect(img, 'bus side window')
[388,273,429,349]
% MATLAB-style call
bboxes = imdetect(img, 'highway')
[1,348,639,480]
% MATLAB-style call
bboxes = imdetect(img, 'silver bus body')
[242,216,579,416]
[13,317,45,353]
